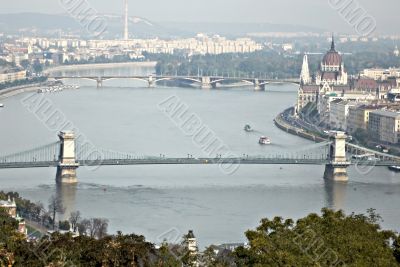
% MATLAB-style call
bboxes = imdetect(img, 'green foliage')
[234,208,399,267]
[0,191,52,229]
[10,231,160,266]
[0,59,15,68]
[201,246,233,267]
[62,54,144,66]
[151,51,302,79]
[0,76,47,90]
[394,235,400,263]
[58,220,70,231]
[19,59,30,70]
[32,60,43,74]
[149,47,400,80]
[0,209,24,266]
[158,242,182,267]
[1,195,399,267]
[353,128,369,144]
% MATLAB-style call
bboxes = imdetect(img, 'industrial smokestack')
[123,0,129,40]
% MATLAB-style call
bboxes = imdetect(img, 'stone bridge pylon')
[324,131,351,182]
[56,131,79,184]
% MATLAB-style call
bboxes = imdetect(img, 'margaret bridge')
[0,131,399,184]
[48,74,300,90]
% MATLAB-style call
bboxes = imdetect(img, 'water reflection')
[324,180,348,211]
[56,182,77,221]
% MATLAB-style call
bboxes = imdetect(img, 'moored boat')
[388,165,400,172]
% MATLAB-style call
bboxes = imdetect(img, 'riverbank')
[44,61,157,74]
[0,83,46,100]
[274,108,326,143]
[274,108,400,162]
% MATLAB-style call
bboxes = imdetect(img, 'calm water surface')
[0,66,399,247]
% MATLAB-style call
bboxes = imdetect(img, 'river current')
[0,65,399,247]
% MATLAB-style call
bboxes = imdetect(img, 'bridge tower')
[96,78,103,88]
[201,76,212,89]
[148,75,155,88]
[56,131,79,184]
[254,79,261,91]
[324,131,350,182]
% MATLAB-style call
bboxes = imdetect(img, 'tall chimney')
[124,0,129,40]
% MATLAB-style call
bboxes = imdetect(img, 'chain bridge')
[0,131,399,184]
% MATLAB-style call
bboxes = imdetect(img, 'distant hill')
[0,13,324,39]
[0,13,180,38]
[160,22,324,37]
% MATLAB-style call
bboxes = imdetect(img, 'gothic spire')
[300,54,311,85]
[330,34,335,51]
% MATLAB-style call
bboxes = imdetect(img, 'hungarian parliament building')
[296,37,399,125]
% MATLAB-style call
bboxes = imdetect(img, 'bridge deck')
[49,75,300,84]
[0,158,398,169]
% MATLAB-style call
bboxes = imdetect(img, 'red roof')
[355,78,378,90]
[322,36,342,66]
[321,72,338,80]
[301,85,319,93]
[322,50,342,66]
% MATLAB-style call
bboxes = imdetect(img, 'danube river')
[0,65,399,247]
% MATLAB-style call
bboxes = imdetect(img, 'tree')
[0,208,24,266]
[58,220,70,231]
[78,218,109,239]
[353,128,369,144]
[180,233,198,267]
[394,235,400,263]
[234,208,399,266]
[77,219,91,236]
[19,59,30,70]
[69,210,81,231]
[158,241,182,267]
[32,59,43,74]
[202,246,217,266]
[93,218,108,239]
[48,195,65,230]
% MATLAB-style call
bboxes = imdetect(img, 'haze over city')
[1,0,400,34]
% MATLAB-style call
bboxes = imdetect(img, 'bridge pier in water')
[201,76,212,89]
[56,131,79,184]
[254,79,261,91]
[96,78,103,88]
[324,132,350,182]
[148,75,155,88]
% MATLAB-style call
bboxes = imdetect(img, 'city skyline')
[0,0,399,35]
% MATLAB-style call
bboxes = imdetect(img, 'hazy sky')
[0,0,399,34]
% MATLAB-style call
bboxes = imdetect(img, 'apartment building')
[368,110,400,144]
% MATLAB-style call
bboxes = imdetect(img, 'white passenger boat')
[0,103,4,108]
[259,136,271,145]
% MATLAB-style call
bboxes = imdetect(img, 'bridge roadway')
[0,158,398,169]
[49,74,300,86]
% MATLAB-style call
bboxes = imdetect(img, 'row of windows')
[299,95,316,101]
[322,66,340,72]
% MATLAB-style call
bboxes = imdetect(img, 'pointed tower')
[330,34,336,51]
[300,54,311,85]
[185,230,199,266]
[123,0,129,40]
[394,45,399,57]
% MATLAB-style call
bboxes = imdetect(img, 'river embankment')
[0,83,45,100]
[44,61,157,74]
[274,108,326,143]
